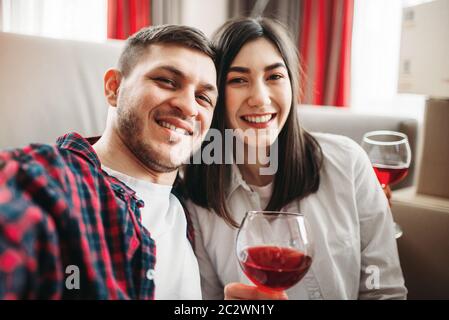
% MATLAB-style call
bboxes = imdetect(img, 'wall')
[180,0,228,37]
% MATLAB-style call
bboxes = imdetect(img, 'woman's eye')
[227,77,247,84]
[268,74,283,81]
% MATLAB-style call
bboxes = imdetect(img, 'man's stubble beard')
[116,104,182,173]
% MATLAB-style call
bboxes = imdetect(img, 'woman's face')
[225,37,292,148]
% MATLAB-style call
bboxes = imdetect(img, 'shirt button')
[136,199,145,208]
[146,269,155,280]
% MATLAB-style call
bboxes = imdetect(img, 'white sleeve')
[352,143,408,300]
[187,201,225,300]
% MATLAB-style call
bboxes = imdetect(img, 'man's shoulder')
[0,143,60,179]
[1,143,65,181]
[0,139,104,202]
[1,132,101,176]
[1,142,57,162]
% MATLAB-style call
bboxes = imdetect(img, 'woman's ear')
[104,68,122,107]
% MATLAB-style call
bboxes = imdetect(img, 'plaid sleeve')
[0,155,63,299]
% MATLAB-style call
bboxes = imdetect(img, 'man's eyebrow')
[154,65,217,94]
[199,83,218,95]
[228,62,287,74]
[157,65,185,77]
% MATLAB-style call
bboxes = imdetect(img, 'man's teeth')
[158,121,190,136]
[242,114,273,123]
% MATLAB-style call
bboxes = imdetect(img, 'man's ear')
[104,68,122,107]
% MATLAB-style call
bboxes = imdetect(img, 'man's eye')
[227,77,247,84]
[196,94,212,106]
[155,77,176,87]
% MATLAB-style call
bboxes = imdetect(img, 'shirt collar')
[56,132,140,199]
[226,163,252,201]
[56,132,102,168]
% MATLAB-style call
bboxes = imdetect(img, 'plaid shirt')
[0,132,161,299]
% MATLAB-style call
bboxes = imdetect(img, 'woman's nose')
[247,82,271,107]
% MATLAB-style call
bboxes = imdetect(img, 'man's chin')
[149,150,191,172]
[141,154,181,173]
[167,141,199,165]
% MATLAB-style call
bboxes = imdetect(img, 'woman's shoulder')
[184,198,216,222]
[309,132,370,176]
[310,132,365,160]
[310,132,359,150]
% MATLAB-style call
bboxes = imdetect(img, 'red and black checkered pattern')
[0,132,158,299]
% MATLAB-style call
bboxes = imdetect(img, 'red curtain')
[299,0,354,107]
[108,0,151,40]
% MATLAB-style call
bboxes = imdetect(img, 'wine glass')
[236,211,313,292]
[361,130,412,238]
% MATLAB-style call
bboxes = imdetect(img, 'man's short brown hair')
[118,24,216,77]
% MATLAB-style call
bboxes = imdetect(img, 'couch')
[0,32,123,148]
[0,31,448,299]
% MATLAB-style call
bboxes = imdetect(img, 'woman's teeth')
[242,114,274,123]
[158,121,190,136]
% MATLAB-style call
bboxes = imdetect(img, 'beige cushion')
[0,32,124,148]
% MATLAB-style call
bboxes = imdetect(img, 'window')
[350,0,434,121]
[1,0,107,42]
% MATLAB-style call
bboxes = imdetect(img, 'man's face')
[115,44,217,172]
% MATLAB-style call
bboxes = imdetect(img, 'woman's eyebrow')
[264,62,287,72]
[228,66,250,74]
[228,62,286,74]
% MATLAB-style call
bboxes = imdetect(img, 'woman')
[182,17,407,300]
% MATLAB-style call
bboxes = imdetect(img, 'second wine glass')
[361,130,411,239]
[361,130,411,189]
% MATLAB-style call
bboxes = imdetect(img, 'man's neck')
[92,128,177,186]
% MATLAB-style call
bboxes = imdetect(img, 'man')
[0,25,217,299]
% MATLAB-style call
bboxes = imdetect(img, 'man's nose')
[247,81,271,108]
[173,89,198,118]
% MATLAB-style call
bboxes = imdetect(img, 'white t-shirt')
[188,133,407,300]
[102,166,202,300]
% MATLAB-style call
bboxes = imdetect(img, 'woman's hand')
[224,283,288,300]
[383,185,392,207]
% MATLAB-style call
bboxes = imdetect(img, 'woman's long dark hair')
[181,17,323,227]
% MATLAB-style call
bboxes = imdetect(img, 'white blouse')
[187,133,408,300]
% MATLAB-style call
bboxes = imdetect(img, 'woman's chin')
[239,134,278,149]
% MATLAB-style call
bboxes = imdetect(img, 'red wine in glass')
[240,246,312,291]
[361,131,411,188]
[372,165,409,188]
[362,131,411,239]
[236,211,313,292]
